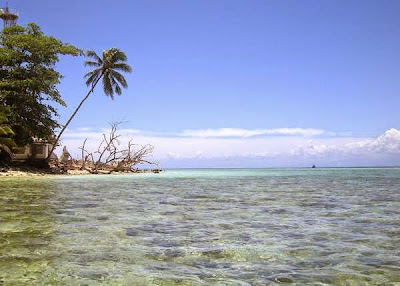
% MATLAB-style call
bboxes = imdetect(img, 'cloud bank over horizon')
[180,128,326,138]
[59,127,400,168]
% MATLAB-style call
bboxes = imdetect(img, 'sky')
[6,0,400,167]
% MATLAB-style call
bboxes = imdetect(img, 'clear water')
[1,168,400,285]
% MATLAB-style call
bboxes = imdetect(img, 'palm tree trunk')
[46,76,102,162]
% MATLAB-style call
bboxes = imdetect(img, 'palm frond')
[102,72,114,99]
[110,70,128,88]
[114,84,122,95]
[86,50,102,63]
[84,68,100,79]
[0,143,12,156]
[112,63,132,73]
[85,60,101,67]
[83,48,131,98]
[85,69,102,86]
[110,76,122,95]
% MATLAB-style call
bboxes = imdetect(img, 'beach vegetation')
[0,106,17,163]
[0,23,81,147]
[47,48,132,161]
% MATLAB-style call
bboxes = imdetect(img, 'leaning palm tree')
[46,48,132,162]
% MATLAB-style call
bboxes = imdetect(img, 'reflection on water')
[1,168,400,284]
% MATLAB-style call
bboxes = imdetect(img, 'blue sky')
[7,0,400,167]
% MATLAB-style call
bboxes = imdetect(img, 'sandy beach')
[0,167,161,177]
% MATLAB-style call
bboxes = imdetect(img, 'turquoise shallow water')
[1,168,400,285]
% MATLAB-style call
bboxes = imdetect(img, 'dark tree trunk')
[46,76,102,162]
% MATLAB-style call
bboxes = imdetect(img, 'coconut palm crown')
[84,48,132,99]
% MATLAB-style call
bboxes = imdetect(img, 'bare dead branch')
[73,122,157,173]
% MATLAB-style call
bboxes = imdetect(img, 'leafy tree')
[47,48,132,161]
[0,23,81,146]
[0,106,16,163]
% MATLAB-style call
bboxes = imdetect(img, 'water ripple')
[1,168,400,284]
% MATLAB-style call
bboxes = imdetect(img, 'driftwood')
[76,122,157,174]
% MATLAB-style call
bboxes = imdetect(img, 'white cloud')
[344,128,400,154]
[63,128,141,139]
[117,129,141,135]
[181,128,326,138]
[294,128,400,157]
[76,127,92,131]
[58,127,400,167]
[62,131,104,139]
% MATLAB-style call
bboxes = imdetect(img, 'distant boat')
[312,165,316,168]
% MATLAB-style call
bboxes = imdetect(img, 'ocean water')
[1,168,400,285]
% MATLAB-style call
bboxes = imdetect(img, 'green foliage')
[0,23,81,145]
[0,106,17,161]
[84,48,132,100]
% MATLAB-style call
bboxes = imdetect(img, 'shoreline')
[0,167,162,177]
